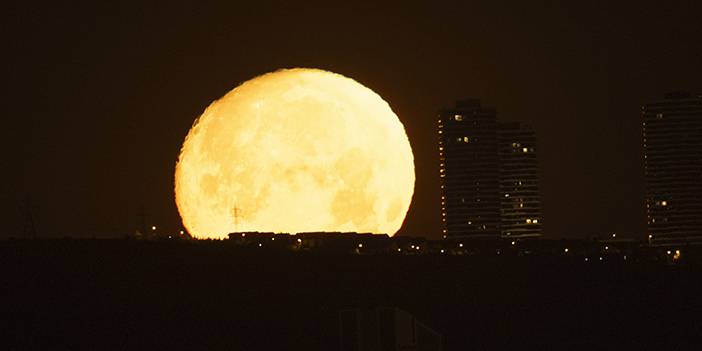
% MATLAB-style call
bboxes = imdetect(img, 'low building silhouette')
[339,307,442,351]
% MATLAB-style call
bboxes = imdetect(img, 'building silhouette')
[438,100,543,239]
[438,100,501,238]
[339,307,442,351]
[643,92,702,245]
[498,122,543,238]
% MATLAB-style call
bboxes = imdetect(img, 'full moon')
[174,68,415,239]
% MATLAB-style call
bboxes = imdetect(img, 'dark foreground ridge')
[2,238,701,350]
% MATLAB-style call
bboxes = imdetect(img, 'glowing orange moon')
[174,68,415,239]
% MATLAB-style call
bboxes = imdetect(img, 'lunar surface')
[175,68,415,239]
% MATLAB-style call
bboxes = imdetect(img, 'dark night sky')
[3,1,701,239]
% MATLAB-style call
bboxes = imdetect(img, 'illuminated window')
[522,147,529,153]
[463,136,470,143]
[656,113,663,119]
[459,243,463,247]
[661,200,668,206]
[526,219,532,224]
[358,243,363,248]
[564,248,569,253]
[454,114,463,121]
[533,219,538,224]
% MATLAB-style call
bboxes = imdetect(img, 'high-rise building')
[438,100,500,238]
[643,92,702,245]
[498,122,543,238]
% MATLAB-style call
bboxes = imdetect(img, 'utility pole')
[20,197,38,239]
[137,206,149,238]
[232,205,241,233]
[22,206,37,239]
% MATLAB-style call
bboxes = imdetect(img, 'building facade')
[643,92,702,245]
[438,100,543,239]
[498,122,543,238]
[438,100,501,238]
